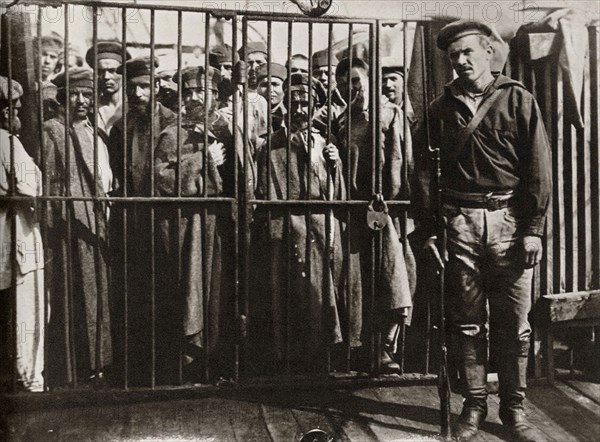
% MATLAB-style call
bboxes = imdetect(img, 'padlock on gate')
[366,194,389,231]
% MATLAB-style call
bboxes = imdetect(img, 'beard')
[289,112,309,133]
[183,101,217,127]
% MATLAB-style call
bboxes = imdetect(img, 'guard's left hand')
[323,143,339,166]
[522,235,543,268]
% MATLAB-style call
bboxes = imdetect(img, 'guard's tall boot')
[497,341,546,442]
[452,334,488,442]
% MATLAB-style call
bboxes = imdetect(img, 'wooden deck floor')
[2,379,600,441]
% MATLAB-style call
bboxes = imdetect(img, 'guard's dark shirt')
[414,74,552,236]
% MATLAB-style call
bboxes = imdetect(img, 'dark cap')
[117,56,160,81]
[238,41,268,59]
[38,33,63,53]
[85,41,131,66]
[284,72,326,106]
[335,57,369,79]
[209,44,239,67]
[256,63,287,82]
[436,20,493,51]
[0,76,24,101]
[173,66,221,91]
[381,57,405,75]
[312,49,338,69]
[52,67,94,90]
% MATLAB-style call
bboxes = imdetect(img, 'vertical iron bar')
[306,22,316,372]
[176,10,183,386]
[368,21,378,375]
[285,20,293,374]
[6,13,18,393]
[398,21,411,375]
[345,24,353,372]
[232,13,240,382]
[203,11,211,383]
[149,8,156,389]
[64,4,77,387]
[91,4,104,384]
[37,6,49,392]
[121,6,129,390]
[421,24,432,375]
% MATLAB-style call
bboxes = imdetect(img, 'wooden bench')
[535,290,600,383]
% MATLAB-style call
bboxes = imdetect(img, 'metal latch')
[366,194,389,231]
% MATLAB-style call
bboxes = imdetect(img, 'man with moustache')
[0,76,45,392]
[414,21,551,442]
[252,73,362,370]
[335,57,413,374]
[107,57,176,386]
[153,66,238,382]
[85,41,131,139]
[42,68,113,386]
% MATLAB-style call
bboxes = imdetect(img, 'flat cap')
[51,67,94,90]
[256,63,287,82]
[85,41,131,66]
[117,56,160,80]
[38,33,63,53]
[173,66,221,91]
[436,20,493,51]
[238,41,267,59]
[312,49,338,69]
[381,57,405,75]
[335,57,369,78]
[0,76,24,101]
[209,44,238,67]
[284,72,326,106]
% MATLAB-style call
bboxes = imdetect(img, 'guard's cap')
[436,20,493,51]
[85,41,131,66]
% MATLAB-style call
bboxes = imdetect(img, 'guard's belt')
[443,189,514,211]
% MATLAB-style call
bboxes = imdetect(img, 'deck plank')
[260,403,302,441]
[527,384,600,441]
[3,382,600,441]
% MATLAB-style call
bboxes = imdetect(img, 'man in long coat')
[107,57,177,386]
[334,57,413,372]
[0,77,46,391]
[153,66,238,382]
[252,73,362,372]
[43,68,113,385]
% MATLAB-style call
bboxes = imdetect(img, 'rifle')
[420,25,452,441]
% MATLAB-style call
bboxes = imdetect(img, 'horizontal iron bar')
[250,199,411,206]
[9,0,436,24]
[0,196,236,203]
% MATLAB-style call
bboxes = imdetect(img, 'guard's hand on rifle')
[522,235,542,268]
[424,235,446,270]
[323,143,339,167]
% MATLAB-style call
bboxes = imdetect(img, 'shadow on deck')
[2,377,600,441]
